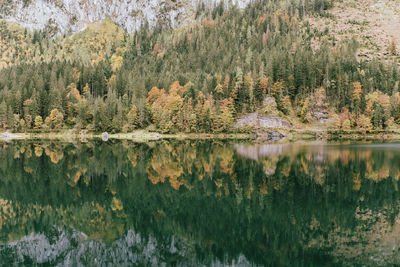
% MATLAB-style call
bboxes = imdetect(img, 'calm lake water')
[0,140,400,266]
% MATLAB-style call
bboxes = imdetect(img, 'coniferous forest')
[1,0,400,134]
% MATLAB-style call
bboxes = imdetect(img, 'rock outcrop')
[234,97,292,130]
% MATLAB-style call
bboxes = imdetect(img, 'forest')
[0,0,400,133]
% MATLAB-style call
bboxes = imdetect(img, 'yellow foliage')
[352,82,362,102]
[45,109,64,129]
[45,147,64,164]
[169,176,184,190]
[356,114,372,133]
[300,97,311,122]
[127,152,138,167]
[271,80,285,96]
[366,91,379,104]
[73,171,83,184]
[259,180,268,195]
[386,117,396,128]
[111,54,123,72]
[342,119,351,131]
[352,174,361,191]
[111,197,123,211]
[281,95,292,114]
[24,166,33,173]
[34,145,43,157]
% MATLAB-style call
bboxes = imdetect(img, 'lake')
[0,140,399,266]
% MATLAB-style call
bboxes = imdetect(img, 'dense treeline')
[1,0,400,133]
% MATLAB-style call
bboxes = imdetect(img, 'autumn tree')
[390,38,397,55]
[45,108,64,129]
[212,98,235,132]
[356,114,372,134]
[352,82,362,113]
[243,72,255,111]
[125,105,138,131]
[34,115,43,129]
[259,77,269,95]
[299,97,311,123]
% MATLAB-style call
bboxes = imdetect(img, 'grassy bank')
[327,130,400,141]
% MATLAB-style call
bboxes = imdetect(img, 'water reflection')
[0,140,400,265]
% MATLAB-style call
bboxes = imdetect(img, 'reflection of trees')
[236,143,400,193]
[146,142,236,192]
[1,141,400,265]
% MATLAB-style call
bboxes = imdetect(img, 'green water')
[0,140,400,266]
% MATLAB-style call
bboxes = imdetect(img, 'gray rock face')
[234,112,258,128]
[235,112,292,129]
[0,0,251,34]
[312,111,329,123]
[258,116,291,129]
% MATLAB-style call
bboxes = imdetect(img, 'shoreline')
[2,129,400,142]
[0,130,252,142]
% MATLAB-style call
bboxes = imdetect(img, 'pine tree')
[0,101,6,128]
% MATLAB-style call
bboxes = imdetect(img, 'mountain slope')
[0,18,127,69]
[307,0,400,61]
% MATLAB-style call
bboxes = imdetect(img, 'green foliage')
[372,103,385,129]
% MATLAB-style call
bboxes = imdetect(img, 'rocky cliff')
[0,0,250,34]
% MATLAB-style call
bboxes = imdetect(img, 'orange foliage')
[169,81,184,96]
[202,19,215,28]
[146,86,163,106]
[223,74,230,89]
[152,44,161,54]
[257,13,268,24]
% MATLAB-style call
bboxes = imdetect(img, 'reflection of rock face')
[1,227,183,265]
[234,112,291,129]
[3,227,87,264]
[234,144,291,161]
[0,228,252,266]
[254,129,286,142]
